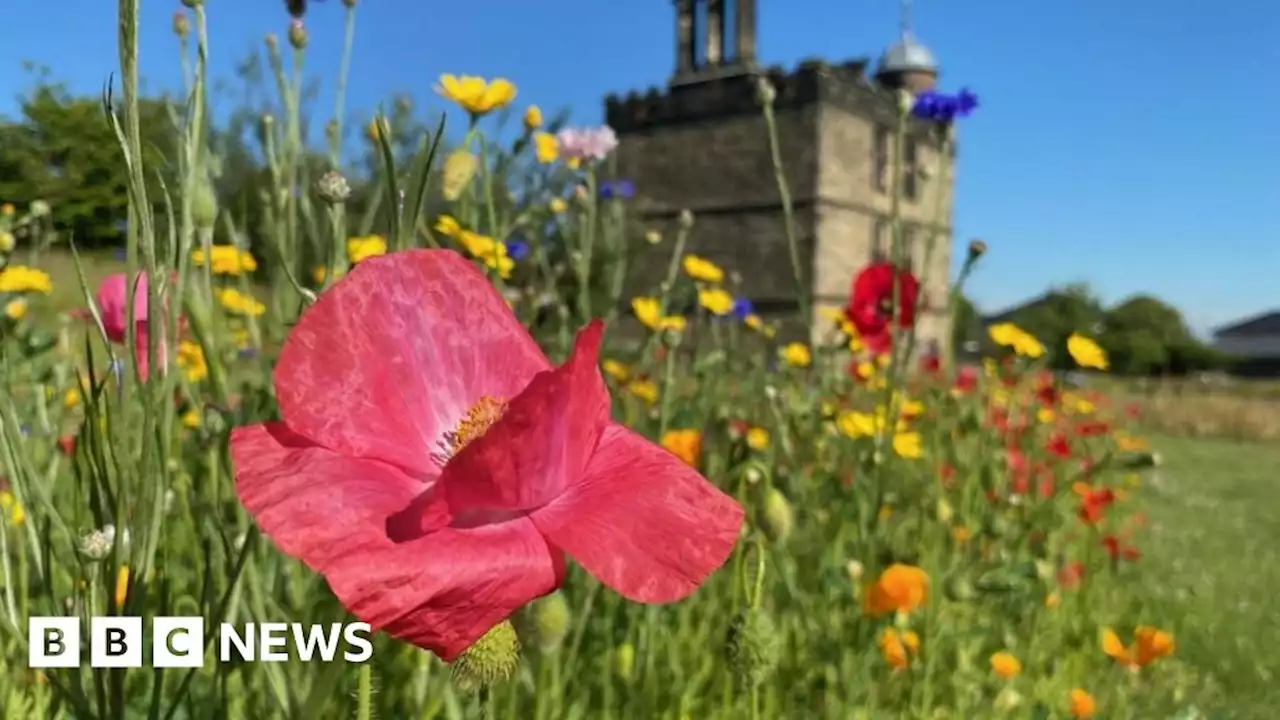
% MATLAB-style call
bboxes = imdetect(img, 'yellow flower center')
[433,395,507,466]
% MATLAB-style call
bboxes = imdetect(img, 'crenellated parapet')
[606,58,945,147]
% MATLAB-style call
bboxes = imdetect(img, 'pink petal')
[273,250,549,475]
[231,422,562,661]
[530,424,744,603]
[96,273,149,344]
[385,321,610,539]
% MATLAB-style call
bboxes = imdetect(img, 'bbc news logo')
[28,617,373,668]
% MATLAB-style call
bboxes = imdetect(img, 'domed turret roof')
[877,34,937,74]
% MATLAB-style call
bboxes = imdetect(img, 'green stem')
[355,663,372,720]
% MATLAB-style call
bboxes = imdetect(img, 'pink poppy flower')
[230,249,743,661]
[95,272,173,380]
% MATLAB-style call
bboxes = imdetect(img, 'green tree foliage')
[950,291,981,354]
[0,82,174,248]
[1007,284,1106,370]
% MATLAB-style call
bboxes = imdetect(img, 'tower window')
[872,125,889,192]
[902,136,919,201]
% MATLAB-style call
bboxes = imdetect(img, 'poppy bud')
[759,488,793,544]
[613,642,636,683]
[515,592,570,654]
[450,620,520,694]
[191,181,218,230]
[967,238,987,259]
[677,208,695,230]
[724,608,779,686]
[288,19,308,50]
[441,150,479,202]
[754,76,776,106]
[173,12,190,38]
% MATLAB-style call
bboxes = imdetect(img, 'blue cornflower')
[19,424,30,437]
[114,248,128,261]
[731,297,755,320]
[505,238,530,261]
[599,179,635,200]
[911,88,979,123]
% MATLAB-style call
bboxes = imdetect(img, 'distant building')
[604,0,955,349]
[1212,310,1280,376]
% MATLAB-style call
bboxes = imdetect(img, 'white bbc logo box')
[29,617,204,669]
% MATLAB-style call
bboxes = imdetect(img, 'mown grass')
[1138,435,1280,718]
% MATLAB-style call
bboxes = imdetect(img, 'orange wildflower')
[1101,626,1175,669]
[863,563,928,616]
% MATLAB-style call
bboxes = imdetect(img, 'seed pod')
[613,642,635,683]
[515,592,570,654]
[450,620,520,694]
[441,150,479,202]
[759,488,794,544]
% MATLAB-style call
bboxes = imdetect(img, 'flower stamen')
[432,395,506,466]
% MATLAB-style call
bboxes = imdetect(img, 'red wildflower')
[1074,420,1110,437]
[1034,373,1059,406]
[1074,483,1116,524]
[920,354,942,375]
[229,250,743,661]
[1058,561,1085,589]
[953,366,978,393]
[57,435,76,456]
[94,272,181,381]
[1102,535,1141,562]
[843,262,919,355]
[1046,432,1071,459]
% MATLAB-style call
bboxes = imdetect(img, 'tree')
[1100,294,1223,375]
[0,82,174,248]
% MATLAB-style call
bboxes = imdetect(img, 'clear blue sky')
[4,0,1277,336]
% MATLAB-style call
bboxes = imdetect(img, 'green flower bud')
[315,171,351,205]
[613,642,635,683]
[450,620,520,694]
[514,592,570,654]
[441,150,479,202]
[724,608,779,686]
[759,488,793,544]
[935,498,954,523]
[288,19,308,50]
[191,181,218,230]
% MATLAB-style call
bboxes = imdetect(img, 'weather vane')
[899,0,916,39]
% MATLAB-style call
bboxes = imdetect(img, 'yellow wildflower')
[779,342,812,368]
[989,651,1022,679]
[1037,407,1055,424]
[549,197,568,214]
[0,203,12,216]
[523,105,543,131]
[0,491,24,526]
[0,230,14,252]
[892,432,923,459]
[435,74,517,116]
[1068,333,1109,370]
[631,297,685,332]
[682,254,724,284]
[601,360,630,382]
[347,235,388,264]
[837,411,877,439]
[0,265,53,294]
[627,379,659,405]
[1045,591,1061,609]
[191,246,256,276]
[660,429,702,468]
[456,231,514,279]
[988,322,1044,358]
[365,117,391,143]
[534,132,559,164]
[176,341,208,383]
[63,389,81,409]
[181,409,200,429]
[435,214,463,238]
[4,299,28,320]
[698,288,735,316]
[746,427,769,450]
[215,288,266,317]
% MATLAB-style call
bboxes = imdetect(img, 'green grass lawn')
[1140,435,1280,718]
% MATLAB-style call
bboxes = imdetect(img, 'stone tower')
[603,0,954,352]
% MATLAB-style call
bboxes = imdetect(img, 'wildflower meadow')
[0,1,1274,719]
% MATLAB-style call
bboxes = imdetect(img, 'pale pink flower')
[555,126,618,162]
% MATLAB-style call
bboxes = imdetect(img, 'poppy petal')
[273,249,549,475]
[441,320,610,513]
[231,422,562,661]
[387,321,611,537]
[530,424,743,603]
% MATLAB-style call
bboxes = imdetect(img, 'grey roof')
[877,34,938,74]
[1213,310,1280,338]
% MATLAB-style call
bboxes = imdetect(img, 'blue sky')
[3,1,1277,335]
